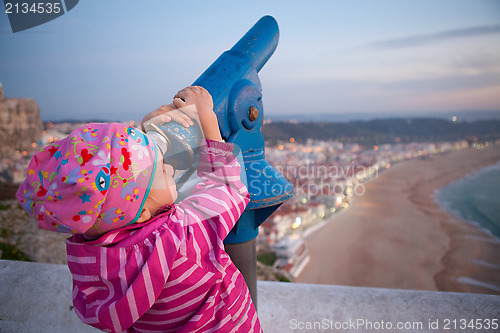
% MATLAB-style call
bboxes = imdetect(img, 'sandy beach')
[296,146,500,295]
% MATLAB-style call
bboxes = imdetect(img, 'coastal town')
[1,119,481,280]
[257,134,473,279]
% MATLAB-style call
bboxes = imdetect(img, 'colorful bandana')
[16,123,157,237]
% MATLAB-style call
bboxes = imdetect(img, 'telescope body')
[193,15,293,243]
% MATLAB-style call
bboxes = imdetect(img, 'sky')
[1,0,500,122]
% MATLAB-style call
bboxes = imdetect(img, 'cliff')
[0,83,44,158]
[0,200,68,264]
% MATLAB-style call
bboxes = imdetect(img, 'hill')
[262,118,500,146]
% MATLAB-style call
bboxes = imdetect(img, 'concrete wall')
[1,260,499,332]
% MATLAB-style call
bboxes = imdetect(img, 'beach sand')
[296,146,500,295]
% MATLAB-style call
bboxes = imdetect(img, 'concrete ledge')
[0,260,98,333]
[1,260,499,332]
[258,282,500,332]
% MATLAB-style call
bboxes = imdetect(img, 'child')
[16,86,263,332]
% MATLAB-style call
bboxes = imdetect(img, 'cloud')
[382,72,500,93]
[367,24,500,49]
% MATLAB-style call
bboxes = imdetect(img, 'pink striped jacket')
[66,140,262,333]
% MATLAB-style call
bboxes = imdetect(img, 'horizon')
[1,0,499,122]
[40,109,500,125]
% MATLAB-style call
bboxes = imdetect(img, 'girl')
[17,86,262,332]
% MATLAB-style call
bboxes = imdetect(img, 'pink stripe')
[80,285,107,295]
[137,311,192,324]
[72,273,99,282]
[67,255,96,264]
[171,256,188,270]
[135,247,145,269]
[194,223,214,259]
[190,295,215,322]
[164,265,197,289]
[126,287,139,322]
[163,271,214,303]
[232,290,250,322]
[142,260,155,307]
[249,309,260,332]
[207,313,233,332]
[109,302,122,333]
[191,230,202,264]
[206,220,225,257]
[99,231,119,245]
[196,224,222,271]
[97,248,118,332]
[119,248,127,293]
[198,191,236,222]
[155,233,170,280]
[161,292,207,314]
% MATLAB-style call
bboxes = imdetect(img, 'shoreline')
[433,161,500,241]
[296,146,500,295]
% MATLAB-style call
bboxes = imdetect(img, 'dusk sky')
[1,0,499,122]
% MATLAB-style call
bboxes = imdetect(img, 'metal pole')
[225,239,258,307]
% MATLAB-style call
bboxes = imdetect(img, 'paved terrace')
[1,260,499,332]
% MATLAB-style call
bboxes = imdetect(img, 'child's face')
[142,152,178,217]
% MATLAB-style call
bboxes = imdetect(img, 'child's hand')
[173,86,222,142]
[173,86,213,115]
[140,103,195,131]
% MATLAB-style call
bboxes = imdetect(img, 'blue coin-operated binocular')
[145,16,293,303]
[192,15,293,244]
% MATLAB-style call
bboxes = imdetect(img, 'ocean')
[435,161,500,240]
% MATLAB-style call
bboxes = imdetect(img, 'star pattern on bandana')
[80,193,92,203]
[48,146,58,156]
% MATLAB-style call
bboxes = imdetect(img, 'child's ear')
[136,208,152,223]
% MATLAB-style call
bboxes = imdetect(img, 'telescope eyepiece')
[147,130,170,161]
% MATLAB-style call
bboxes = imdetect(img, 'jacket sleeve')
[172,140,250,245]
